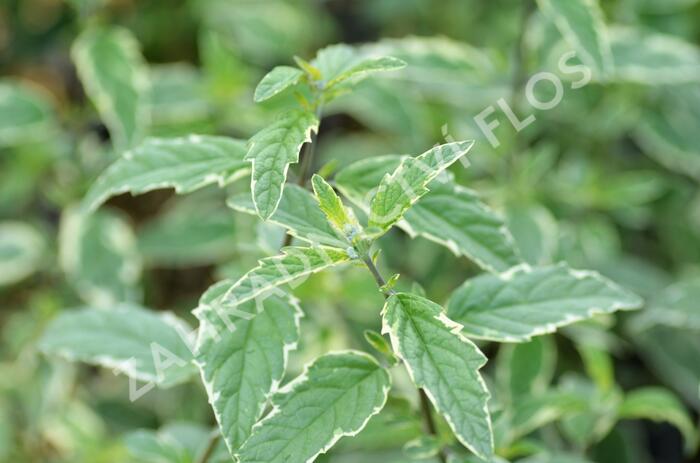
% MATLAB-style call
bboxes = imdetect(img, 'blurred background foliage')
[1,0,700,462]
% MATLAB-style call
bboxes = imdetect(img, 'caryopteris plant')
[37,40,654,462]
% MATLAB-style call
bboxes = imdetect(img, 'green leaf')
[125,428,188,463]
[399,181,521,272]
[519,453,595,463]
[447,263,643,342]
[138,196,237,266]
[382,292,493,459]
[72,25,149,150]
[335,155,521,272]
[254,66,304,102]
[39,304,196,387]
[311,44,405,90]
[497,336,556,402]
[619,387,698,453]
[633,278,700,330]
[629,324,700,410]
[194,281,302,454]
[363,36,501,106]
[83,135,249,212]
[220,246,352,308]
[237,351,391,463]
[559,376,622,447]
[639,0,700,13]
[505,202,559,266]
[0,80,55,147]
[125,423,227,463]
[227,185,346,247]
[609,27,700,84]
[403,436,440,460]
[59,207,142,307]
[311,174,358,238]
[363,329,399,366]
[368,141,473,232]
[506,389,588,444]
[294,56,322,81]
[0,221,45,286]
[148,64,209,127]
[635,86,700,181]
[245,109,319,220]
[536,0,613,77]
[578,345,614,392]
[334,155,401,204]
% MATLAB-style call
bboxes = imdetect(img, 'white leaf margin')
[84,135,250,213]
[453,262,644,343]
[381,296,494,459]
[72,26,150,149]
[246,111,319,220]
[192,286,304,456]
[240,349,391,463]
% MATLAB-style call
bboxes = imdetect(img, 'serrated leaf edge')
[220,246,351,308]
[247,113,319,220]
[39,306,195,386]
[84,135,250,212]
[239,350,391,463]
[381,294,494,458]
[193,290,304,456]
[455,262,644,342]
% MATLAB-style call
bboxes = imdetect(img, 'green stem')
[419,389,447,463]
[282,101,324,247]
[503,0,535,185]
[296,103,323,188]
[361,255,393,298]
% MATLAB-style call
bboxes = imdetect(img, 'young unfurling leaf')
[227,185,346,247]
[335,155,520,272]
[72,25,149,150]
[311,174,359,238]
[363,330,399,366]
[246,109,319,220]
[311,44,405,91]
[83,135,249,212]
[447,263,643,342]
[382,293,494,459]
[368,141,473,233]
[237,351,391,463]
[220,246,352,308]
[194,281,302,455]
[254,66,304,102]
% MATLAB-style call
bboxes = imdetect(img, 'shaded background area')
[1,0,700,462]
